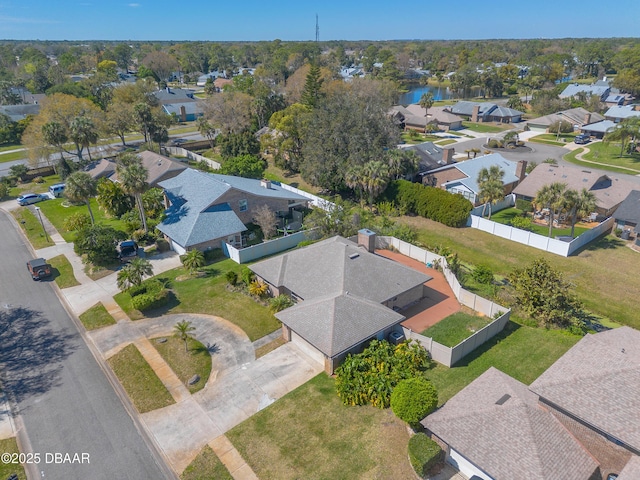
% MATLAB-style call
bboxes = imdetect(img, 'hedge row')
[408,433,443,477]
[130,278,169,311]
[384,180,472,228]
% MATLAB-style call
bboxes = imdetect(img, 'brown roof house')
[526,107,604,133]
[249,231,432,373]
[391,104,464,132]
[111,150,187,188]
[513,163,637,218]
[422,326,640,480]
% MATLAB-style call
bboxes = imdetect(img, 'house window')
[239,199,248,212]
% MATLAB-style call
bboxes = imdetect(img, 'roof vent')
[495,394,511,405]
[348,253,359,259]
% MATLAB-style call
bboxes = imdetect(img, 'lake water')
[398,85,483,105]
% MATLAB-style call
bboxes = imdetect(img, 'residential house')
[512,163,637,218]
[398,142,455,175]
[84,158,117,180]
[604,93,634,107]
[526,107,604,133]
[391,104,463,132]
[559,83,610,101]
[604,104,640,123]
[423,327,640,480]
[446,101,523,124]
[421,153,527,205]
[153,87,203,122]
[196,71,224,87]
[111,151,187,188]
[0,103,41,122]
[422,367,600,480]
[249,231,432,373]
[613,190,640,238]
[157,169,308,254]
[579,120,617,139]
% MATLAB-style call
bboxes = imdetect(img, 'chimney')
[260,179,271,189]
[471,105,480,123]
[442,148,454,165]
[357,229,376,253]
[180,105,187,122]
[516,160,528,182]
[583,112,591,125]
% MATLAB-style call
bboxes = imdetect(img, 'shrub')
[248,279,269,297]
[510,216,532,231]
[408,433,443,477]
[131,289,168,311]
[32,176,44,184]
[471,264,494,284]
[128,278,164,297]
[269,294,293,313]
[391,377,438,428]
[121,210,142,234]
[297,239,315,248]
[241,266,254,286]
[548,120,574,134]
[203,248,223,262]
[515,199,533,212]
[488,139,503,148]
[63,212,91,232]
[74,225,127,266]
[0,183,7,199]
[225,270,238,286]
[131,229,147,243]
[155,238,170,252]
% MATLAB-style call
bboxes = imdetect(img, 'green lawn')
[461,121,512,133]
[152,336,212,393]
[108,343,175,413]
[426,320,581,405]
[114,259,281,341]
[227,374,416,480]
[0,438,26,480]
[181,445,232,480]
[489,207,589,237]
[528,133,577,147]
[435,139,457,146]
[398,215,638,329]
[574,141,640,174]
[9,174,63,198]
[0,150,27,163]
[79,302,117,330]
[37,197,126,242]
[11,208,54,249]
[421,312,492,347]
[48,254,80,288]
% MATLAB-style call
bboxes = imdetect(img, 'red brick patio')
[376,249,461,334]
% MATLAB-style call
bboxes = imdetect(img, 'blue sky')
[2,0,639,41]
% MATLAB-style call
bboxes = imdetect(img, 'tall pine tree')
[301,64,323,108]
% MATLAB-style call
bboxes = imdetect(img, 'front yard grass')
[48,254,79,288]
[79,302,116,330]
[421,312,492,347]
[489,207,589,237]
[528,133,576,146]
[462,121,512,133]
[0,438,26,480]
[398,215,640,329]
[426,320,581,405]
[11,208,54,249]
[575,141,640,174]
[9,174,62,197]
[114,259,281,341]
[152,336,212,394]
[180,445,232,480]
[108,344,175,413]
[227,373,416,480]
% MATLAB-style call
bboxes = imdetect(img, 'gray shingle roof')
[580,119,617,134]
[276,292,404,356]
[208,173,308,202]
[613,190,640,230]
[488,106,523,118]
[162,102,203,117]
[423,367,599,480]
[530,327,640,452]
[152,87,196,104]
[399,141,444,172]
[527,107,604,128]
[559,84,610,99]
[0,103,40,122]
[449,101,496,117]
[605,105,640,121]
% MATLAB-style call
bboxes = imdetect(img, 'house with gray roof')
[579,119,617,139]
[398,141,455,175]
[422,367,600,480]
[559,83,610,101]
[526,107,604,133]
[391,104,463,132]
[421,153,527,205]
[604,104,640,123]
[249,232,432,373]
[0,103,41,122]
[613,190,640,237]
[530,327,640,479]
[162,102,203,122]
[157,169,308,254]
[152,87,197,105]
[512,163,637,218]
[445,101,523,124]
[110,151,187,188]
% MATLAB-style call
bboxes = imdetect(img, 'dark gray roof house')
[423,367,599,480]
[446,101,522,123]
[613,190,640,234]
[250,233,432,373]
[526,107,604,132]
[399,141,454,174]
[559,84,610,100]
[0,103,41,122]
[157,169,308,254]
[152,87,197,105]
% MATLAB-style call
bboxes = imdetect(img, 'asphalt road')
[453,135,569,164]
[0,210,173,480]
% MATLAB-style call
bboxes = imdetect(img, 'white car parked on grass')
[17,193,47,206]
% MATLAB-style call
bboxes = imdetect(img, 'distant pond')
[398,85,484,105]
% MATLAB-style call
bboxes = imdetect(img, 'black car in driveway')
[117,240,139,263]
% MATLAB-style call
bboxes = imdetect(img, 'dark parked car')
[574,134,591,144]
[117,240,139,263]
[27,258,52,280]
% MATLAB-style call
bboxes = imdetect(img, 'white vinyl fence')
[272,182,335,211]
[378,236,510,367]
[164,146,221,170]
[224,228,320,264]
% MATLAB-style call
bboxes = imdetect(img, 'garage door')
[291,331,325,365]
[448,449,493,480]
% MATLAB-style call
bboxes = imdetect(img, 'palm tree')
[65,171,98,224]
[117,153,149,233]
[477,166,505,219]
[181,249,205,275]
[117,258,153,291]
[604,117,640,158]
[70,116,98,161]
[419,92,434,132]
[174,320,196,353]
[345,164,366,201]
[564,188,597,237]
[362,161,390,206]
[534,182,567,237]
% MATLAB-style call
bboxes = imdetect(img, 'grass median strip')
[79,302,117,330]
[180,445,233,480]
[48,254,79,289]
[108,343,175,413]
[11,208,54,249]
[152,336,212,394]
[0,438,27,480]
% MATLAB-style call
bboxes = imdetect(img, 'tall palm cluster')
[116,153,150,233]
[476,166,505,219]
[534,182,597,238]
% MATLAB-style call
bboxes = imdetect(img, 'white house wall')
[448,449,494,480]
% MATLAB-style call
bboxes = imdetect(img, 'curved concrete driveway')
[87,313,322,474]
